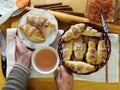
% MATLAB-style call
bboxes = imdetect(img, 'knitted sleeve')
[2,63,31,90]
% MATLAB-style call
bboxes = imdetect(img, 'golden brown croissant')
[65,61,96,74]
[26,15,56,37]
[86,41,97,65]
[96,40,107,65]
[26,15,47,27]
[73,36,86,61]
[83,36,99,46]
[61,23,86,41]
[19,24,45,43]
[62,39,74,61]
[82,26,102,37]
[88,37,99,45]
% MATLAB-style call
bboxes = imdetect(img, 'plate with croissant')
[18,9,58,49]
[58,23,111,75]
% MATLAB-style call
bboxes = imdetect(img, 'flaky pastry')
[26,15,56,37]
[62,39,74,61]
[82,26,102,37]
[19,24,45,42]
[61,23,86,41]
[73,36,86,61]
[65,61,96,74]
[86,41,97,65]
[96,40,107,65]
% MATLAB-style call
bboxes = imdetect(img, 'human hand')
[15,36,33,69]
[55,65,73,90]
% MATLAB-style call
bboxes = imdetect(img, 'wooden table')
[0,0,120,90]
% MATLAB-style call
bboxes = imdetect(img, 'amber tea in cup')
[32,46,59,74]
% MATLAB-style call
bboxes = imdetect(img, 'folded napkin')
[6,28,119,82]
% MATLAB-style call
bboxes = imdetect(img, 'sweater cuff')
[14,62,31,76]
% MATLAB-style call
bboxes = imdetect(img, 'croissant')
[61,23,85,41]
[26,15,47,27]
[96,40,107,65]
[86,41,97,65]
[19,24,45,42]
[88,37,99,45]
[73,36,86,61]
[83,36,99,45]
[65,61,96,74]
[62,39,74,61]
[82,26,102,37]
[26,15,56,37]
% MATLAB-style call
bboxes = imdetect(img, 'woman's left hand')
[15,36,33,69]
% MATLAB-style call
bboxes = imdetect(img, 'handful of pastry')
[58,23,111,74]
[19,15,56,43]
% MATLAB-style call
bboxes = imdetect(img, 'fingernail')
[14,36,16,39]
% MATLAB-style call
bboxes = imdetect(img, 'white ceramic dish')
[12,8,25,17]
[0,0,27,17]
[32,46,59,74]
[18,9,58,49]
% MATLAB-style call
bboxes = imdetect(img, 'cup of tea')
[32,46,59,74]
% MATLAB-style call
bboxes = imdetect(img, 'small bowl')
[32,46,59,74]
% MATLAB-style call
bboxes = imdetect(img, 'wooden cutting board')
[0,0,120,90]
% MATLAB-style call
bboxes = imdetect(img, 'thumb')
[55,66,61,80]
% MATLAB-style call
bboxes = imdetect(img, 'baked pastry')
[62,39,74,61]
[96,40,107,65]
[82,26,102,37]
[26,15,56,37]
[19,24,45,42]
[65,61,96,74]
[73,36,86,61]
[26,15,47,28]
[86,41,97,65]
[61,23,86,41]
[88,37,99,45]
[83,36,99,45]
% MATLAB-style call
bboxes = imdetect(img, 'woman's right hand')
[55,65,73,90]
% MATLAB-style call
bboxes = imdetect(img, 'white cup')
[32,46,59,74]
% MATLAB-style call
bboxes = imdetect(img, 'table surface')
[0,0,120,90]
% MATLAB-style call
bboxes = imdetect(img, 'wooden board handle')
[48,10,90,23]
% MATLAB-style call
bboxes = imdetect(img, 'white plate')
[18,9,58,49]
[12,8,25,17]
[11,0,28,17]
[0,0,27,17]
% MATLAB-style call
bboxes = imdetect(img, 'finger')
[60,65,67,76]
[15,49,18,61]
[15,36,22,51]
[15,36,22,46]
[28,50,33,59]
[15,36,27,55]
[60,64,73,76]
[29,50,33,56]
[14,36,21,61]
[55,67,61,80]
[15,36,27,50]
